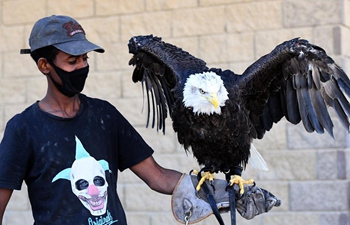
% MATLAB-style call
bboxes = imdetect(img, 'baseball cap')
[20,15,104,55]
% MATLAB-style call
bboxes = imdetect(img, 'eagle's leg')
[196,171,215,191]
[191,166,216,193]
[227,175,255,195]
[225,166,255,195]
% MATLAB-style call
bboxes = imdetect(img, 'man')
[0,15,279,225]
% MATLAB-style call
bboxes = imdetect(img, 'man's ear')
[37,58,50,75]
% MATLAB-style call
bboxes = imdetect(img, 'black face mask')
[48,61,89,97]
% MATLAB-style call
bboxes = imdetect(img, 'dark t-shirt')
[0,94,154,225]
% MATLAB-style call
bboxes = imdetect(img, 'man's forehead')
[57,50,88,59]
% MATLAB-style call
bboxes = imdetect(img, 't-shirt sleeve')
[115,111,154,171]
[0,117,30,190]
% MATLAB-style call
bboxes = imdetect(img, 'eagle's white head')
[183,71,229,115]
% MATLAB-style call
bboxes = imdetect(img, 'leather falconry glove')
[171,174,281,224]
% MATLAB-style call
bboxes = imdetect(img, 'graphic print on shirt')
[52,136,111,216]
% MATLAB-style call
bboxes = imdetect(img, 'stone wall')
[0,0,349,224]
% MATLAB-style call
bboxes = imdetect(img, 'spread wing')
[239,38,350,139]
[128,35,208,133]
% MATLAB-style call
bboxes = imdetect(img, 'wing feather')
[239,38,350,139]
[311,64,322,89]
[309,85,334,137]
[284,78,301,124]
[333,100,350,131]
[297,87,323,133]
[128,35,350,139]
[128,35,208,133]
[144,74,155,129]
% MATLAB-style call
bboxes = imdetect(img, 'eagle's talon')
[237,193,243,199]
[195,190,200,199]
[190,169,198,175]
[193,170,215,193]
[225,182,231,191]
[209,180,215,192]
[228,175,255,195]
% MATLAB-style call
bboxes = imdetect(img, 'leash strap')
[200,180,225,225]
[225,166,242,225]
[227,186,236,225]
[197,170,225,225]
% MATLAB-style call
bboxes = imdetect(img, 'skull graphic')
[52,136,110,216]
[71,156,109,215]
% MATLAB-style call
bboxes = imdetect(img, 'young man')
[0,14,182,224]
[0,15,279,225]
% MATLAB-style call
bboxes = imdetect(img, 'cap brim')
[54,39,105,56]
[20,49,31,54]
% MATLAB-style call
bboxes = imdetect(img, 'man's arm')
[0,188,13,225]
[130,156,182,194]
[130,157,281,223]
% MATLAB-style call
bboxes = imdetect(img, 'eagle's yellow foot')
[191,169,215,191]
[228,175,255,195]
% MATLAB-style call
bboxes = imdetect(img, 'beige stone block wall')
[0,0,349,225]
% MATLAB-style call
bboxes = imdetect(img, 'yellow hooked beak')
[208,92,219,109]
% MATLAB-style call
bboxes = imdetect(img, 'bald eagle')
[128,35,350,192]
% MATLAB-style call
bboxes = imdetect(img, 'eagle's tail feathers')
[248,144,269,171]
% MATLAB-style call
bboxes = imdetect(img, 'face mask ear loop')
[46,71,63,90]
[44,59,70,96]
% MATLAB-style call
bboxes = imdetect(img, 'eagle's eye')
[199,88,205,94]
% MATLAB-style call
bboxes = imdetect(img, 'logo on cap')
[62,21,86,37]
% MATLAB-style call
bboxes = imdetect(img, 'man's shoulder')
[80,94,121,116]
[3,102,39,134]
[80,94,113,107]
[10,102,38,121]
